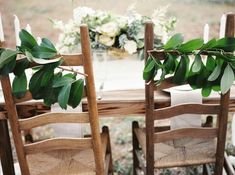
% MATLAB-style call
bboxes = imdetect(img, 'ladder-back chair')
[0,25,113,175]
[132,14,234,175]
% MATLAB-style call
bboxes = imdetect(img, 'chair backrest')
[0,25,105,175]
[144,13,234,175]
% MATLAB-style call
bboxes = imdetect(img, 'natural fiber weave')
[27,149,96,175]
[136,128,216,168]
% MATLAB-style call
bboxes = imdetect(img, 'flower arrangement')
[53,6,176,59]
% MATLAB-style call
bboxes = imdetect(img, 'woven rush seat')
[135,128,216,168]
[27,148,96,175]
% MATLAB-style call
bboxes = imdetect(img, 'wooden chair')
[132,14,234,175]
[0,25,113,175]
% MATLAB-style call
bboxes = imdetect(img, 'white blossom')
[97,22,120,37]
[98,35,115,47]
[73,7,95,23]
[124,40,137,54]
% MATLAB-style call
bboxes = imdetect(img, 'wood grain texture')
[80,24,105,174]
[154,128,218,143]
[154,104,220,120]
[19,112,90,130]
[144,22,155,175]
[24,138,92,154]
[215,13,234,175]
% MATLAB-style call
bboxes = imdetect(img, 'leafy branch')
[0,29,84,109]
[143,33,235,97]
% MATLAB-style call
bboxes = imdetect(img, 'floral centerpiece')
[53,6,176,59]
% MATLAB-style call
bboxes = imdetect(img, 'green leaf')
[164,33,184,50]
[206,55,216,72]
[0,59,16,75]
[40,38,57,52]
[164,54,176,74]
[32,46,57,58]
[68,79,84,108]
[19,29,38,50]
[221,64,234,94]
[214,37,235,52]
[208,64,221,81]
[12,72,27,98]
[32,56,61,65]
[0,49,17,69]
[13,58,30,76]
[173,55,189,84]
[201,85,212,97]
[143,56,156,81]
[58,84,72,109]
[53,76,75,88]
[29,69,44,95]
[178,39,204,52]
[192,54,202,73]
[200,38,217,50]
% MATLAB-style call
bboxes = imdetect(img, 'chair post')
[80,25,105,175]
[132,121,140,175]
[144,22,155,175]
[215,13,234,175]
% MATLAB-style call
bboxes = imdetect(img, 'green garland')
[143,33,235,97]
[0,29,84,109]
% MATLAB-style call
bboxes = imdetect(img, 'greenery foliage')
[0,29,84,109]
[143,33,235,96]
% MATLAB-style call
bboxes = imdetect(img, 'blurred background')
[1,0,235,174]
[1,0,235,47]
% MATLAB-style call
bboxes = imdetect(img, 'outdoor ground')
[1,0,235,175]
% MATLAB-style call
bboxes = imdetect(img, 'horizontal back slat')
[19,112,90,130]
[154,128,218,143]
[16,53,83,69]
[24,137,92,154]
[154,103,220,120]
[60,53,83,66]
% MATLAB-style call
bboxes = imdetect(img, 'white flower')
[73,7,95,22]
[98,35,115,47]
[53,20,64,30]
[97,22,120,37]
[124,40,137,54]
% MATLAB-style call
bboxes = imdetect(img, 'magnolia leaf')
[32,57,61,65]
[201,85,212,97]
[143,56,155,81]
[178,39,204,52]
[0,59,16,75]
[68,79,84,108]
[214,37,235,52]
[32,46,57,58]
[58,84,72,109]
[221,64,234,94]
[13,58,30,76]
[173,55,189,84]
[164,33,184,50]
[19,29,38,50]
[29,69,44,95]
[192,54,202,73]
[208,64,221,81]
[206,55,216,72]
[41,38,57,52]
[53,76,75,88]
[12,72,27,98]
[164,54,176,74]
[200,38,217,50]
[0,49,17,69]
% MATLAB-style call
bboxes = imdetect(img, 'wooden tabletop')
[82,87,235,116]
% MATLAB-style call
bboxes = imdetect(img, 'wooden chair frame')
[0,25,113,175]
[132,14,234,175]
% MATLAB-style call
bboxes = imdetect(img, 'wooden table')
[82,87,235,116]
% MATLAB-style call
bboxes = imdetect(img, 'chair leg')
[102,126,113,175]
[132,121,140,175]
